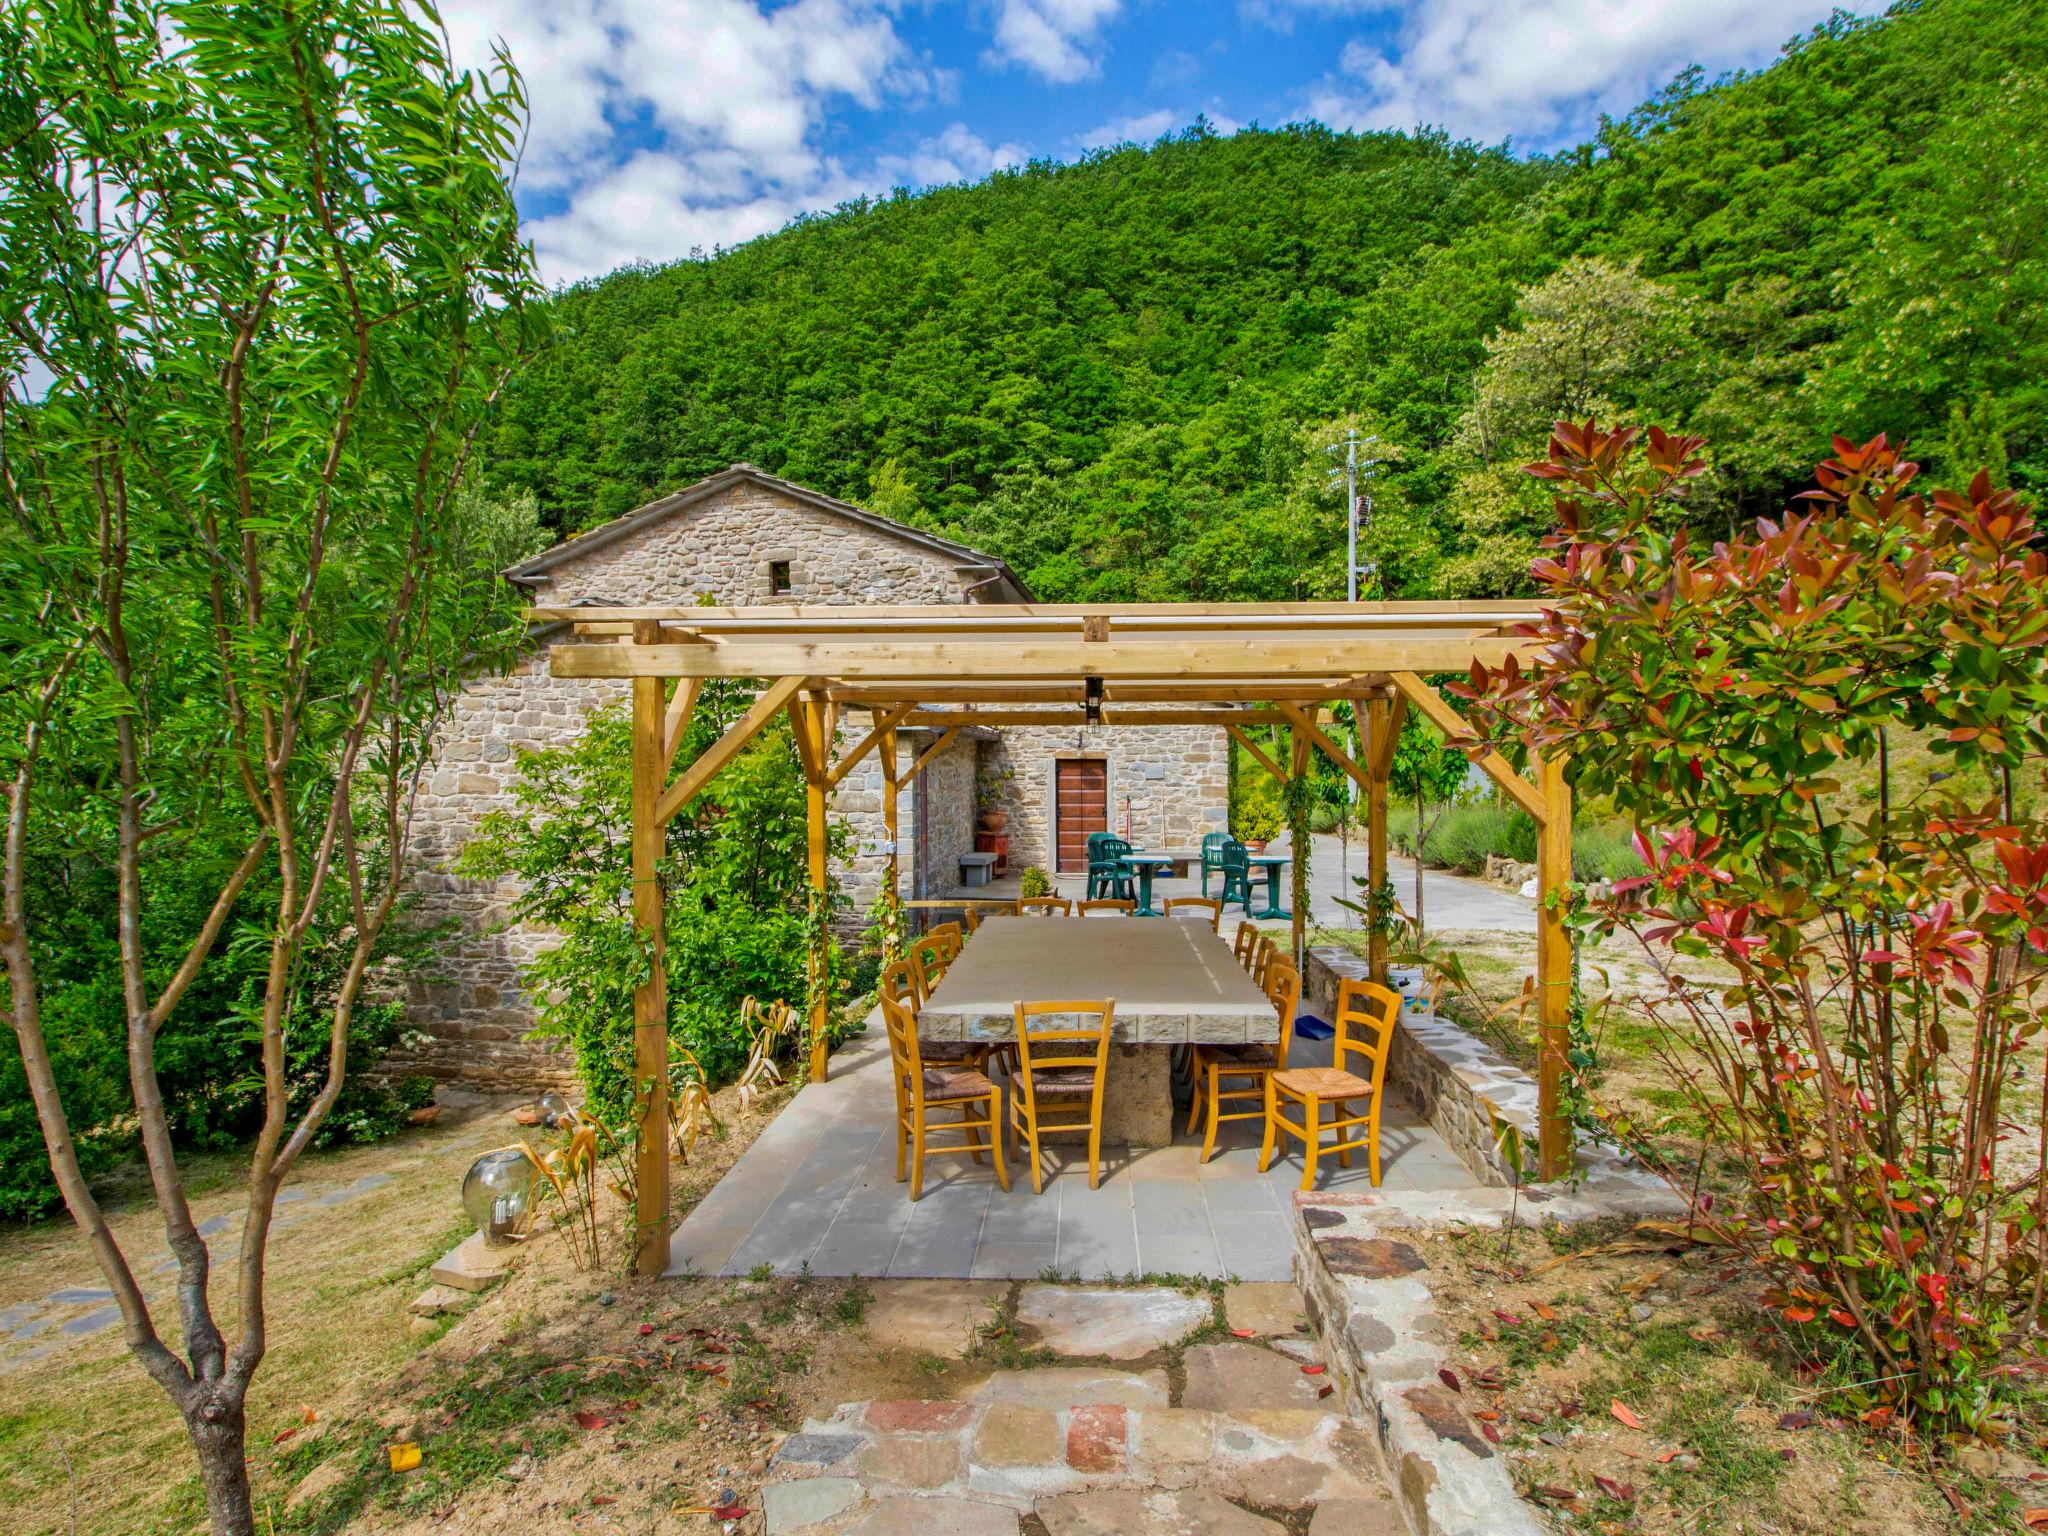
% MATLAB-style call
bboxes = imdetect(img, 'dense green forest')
[484,0,2043,601]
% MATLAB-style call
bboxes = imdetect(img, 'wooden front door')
[1055,758,1107,873]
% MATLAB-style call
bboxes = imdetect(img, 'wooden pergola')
[536,601,1572,1273]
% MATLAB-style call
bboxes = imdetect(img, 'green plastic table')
[1247,853,1291,919]
[1122,852,1175,915]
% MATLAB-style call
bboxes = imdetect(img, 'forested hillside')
[483,0,2046,602]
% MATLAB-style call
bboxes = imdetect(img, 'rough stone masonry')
[392,465,1228,1090]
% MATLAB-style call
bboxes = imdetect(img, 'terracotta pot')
[1246,838,1269,853]
[407,1104,442,1127]
[979,809,1009,834]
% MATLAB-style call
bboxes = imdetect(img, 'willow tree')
[0,4,541,1531]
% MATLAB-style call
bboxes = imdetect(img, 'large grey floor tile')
[971,1241,1058,1279]
[1137,1231,1224,1278]
[1132,1180,1209,1236]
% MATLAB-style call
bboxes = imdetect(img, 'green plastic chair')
[1200,832,1233,897]
[1216,840,1254,912]
[1087,834,1135,900]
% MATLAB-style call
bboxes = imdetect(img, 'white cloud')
[445,1,947,281]
[875,124,1029,187]
[985,0,1124,85]
[1294,0,1858,146]
[1078,107,1177,149]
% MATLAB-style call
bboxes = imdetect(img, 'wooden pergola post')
[1289,722,1310,972]
[879,718,901,922]
[1535,751,1573,1179]
[628,622,671,1276]
[796,695,833,1084]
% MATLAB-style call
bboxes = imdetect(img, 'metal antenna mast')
[1327,429,1381,602]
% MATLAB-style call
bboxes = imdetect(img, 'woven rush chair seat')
[1022,1065,1097,1099]
[1204,1041,1278,1069]
[922,1063,997,1100]
[1272,1064,1373,1100]
[918,1039,985,1065]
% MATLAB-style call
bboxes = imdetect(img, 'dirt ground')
[1408,1218,2048,1536]
[0,1070,810,1536]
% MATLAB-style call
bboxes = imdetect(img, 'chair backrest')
[1012,999,1115,1088]
[1019,895,1073,916]
[1201,831,1232,867]
[1232,920,1259,967]
[1164,896,1222,932]
[1077,898,1134,915]
[878,990,925,1111]
[909,933,951,992]
[1251,934,1278,986]
[1263,961,1302,1068]
[879,956,924,1011]
[928,921,965,959]
[1089,835,1132,864]
[1221,840,1250,874]
[1333,977,1400,1097]
[962,906,982,934]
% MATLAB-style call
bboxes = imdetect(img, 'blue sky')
[444,1,1869,284]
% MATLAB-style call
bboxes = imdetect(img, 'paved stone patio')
[667,1018,1477,1282]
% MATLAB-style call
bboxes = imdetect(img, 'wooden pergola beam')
[828,703,916,787]
[653,675,806,825]
[1276,702,1369,791]
[661,678,701,774]
[628,623,671,1276]
[1386,671,1546,823]
[542,598,1543,627]
[1226,724,1287,783]
[895,726,964,789]
[553,637,1533,681]
[898,708,1297,728]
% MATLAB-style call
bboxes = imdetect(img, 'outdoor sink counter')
[918,914,1276,1145]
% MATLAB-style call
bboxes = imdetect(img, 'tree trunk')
[187,1387,255,1536]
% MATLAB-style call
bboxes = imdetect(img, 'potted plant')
[1231,773,1283,851]
[976,764,1014,833]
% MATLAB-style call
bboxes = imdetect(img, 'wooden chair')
[1250,934,1279,987]
[880,992,1007,1201]
[928,921,965,958]
[1076,898,1134,915]
[895,948,988,1070]
[1009,999,1115,1193]
[1260,977,1399,1190]
[1164,896,1222,932]
[1018,895,1073,916]
[963,905,982,933]
[1186,961,1299,1162]
[1232,919,1260,969]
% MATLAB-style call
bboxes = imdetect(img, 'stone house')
[397,465,1229,1089]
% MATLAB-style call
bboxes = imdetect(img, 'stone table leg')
[1100,1044,1175,1146]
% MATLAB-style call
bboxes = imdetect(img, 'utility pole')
[1327,429,1381,893]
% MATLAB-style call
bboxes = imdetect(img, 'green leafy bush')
[1231,771,1284,844]
[1019,865,1052,898]
[460,692,850,1118]
[1464,420,2048,1434]
[1391,799,1538,874]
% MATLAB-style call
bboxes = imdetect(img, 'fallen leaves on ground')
[1610,1399,1645,1430]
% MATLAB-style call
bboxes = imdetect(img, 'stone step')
[763,1393,1396,1535]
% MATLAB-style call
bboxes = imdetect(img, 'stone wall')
[987,725,1229,876]
[400,479,982,1088]
[911,732,981,900]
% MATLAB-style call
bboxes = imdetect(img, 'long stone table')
[917,915,1276,1145]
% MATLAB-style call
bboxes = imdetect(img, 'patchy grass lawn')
[1410,1218,2048,1536]
[0,1069,799,1536]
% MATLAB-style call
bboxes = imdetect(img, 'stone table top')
[918,915,1277,1045]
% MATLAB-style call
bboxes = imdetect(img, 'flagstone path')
[765,1279,1407,1535]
